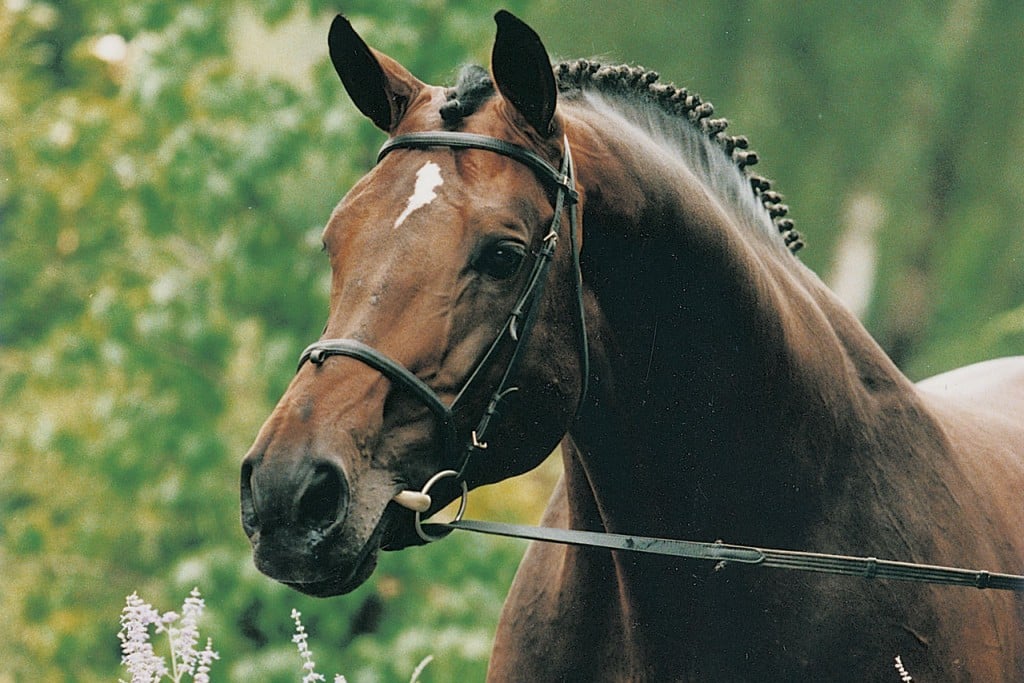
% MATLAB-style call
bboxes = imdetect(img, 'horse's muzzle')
[241,455,349,541]
[240,449,356,583]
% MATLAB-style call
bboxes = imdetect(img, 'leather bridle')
[297,131,588,539]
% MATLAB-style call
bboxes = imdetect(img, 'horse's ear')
[328,14,424,132]
[491,10,557,137]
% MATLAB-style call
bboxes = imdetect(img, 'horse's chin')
[268,542,378,598]
[281,509,429,596]
[251,505,395,597]
[282,547,380,597]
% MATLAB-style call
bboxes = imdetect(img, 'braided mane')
[555,60,803,254]
[441,61,803,254]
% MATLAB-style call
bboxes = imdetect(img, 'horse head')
[240,12,586,596]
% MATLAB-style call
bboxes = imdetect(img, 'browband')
[379,132,579,203]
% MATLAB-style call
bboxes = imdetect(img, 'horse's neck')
[568,114,923,544]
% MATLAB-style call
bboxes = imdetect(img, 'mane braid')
[437,61,803,254]
[554,59,804,254]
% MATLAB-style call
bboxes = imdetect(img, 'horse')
[240,11,1024,681]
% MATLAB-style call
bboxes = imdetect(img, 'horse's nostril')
[240,461,260,536]
[298,462,348,532]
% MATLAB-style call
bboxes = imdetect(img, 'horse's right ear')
[327,14,425,132]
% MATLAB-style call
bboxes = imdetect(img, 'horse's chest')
[494,547,1019,682]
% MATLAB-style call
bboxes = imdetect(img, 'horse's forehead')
[324,94,555,257]
[325,158,450,241]
[328,157,541,249]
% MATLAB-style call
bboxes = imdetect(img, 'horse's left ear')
[491,10,557,137]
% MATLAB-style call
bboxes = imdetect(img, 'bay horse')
[240,11,1024,681]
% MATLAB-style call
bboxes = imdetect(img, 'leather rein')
[297,132,1024,592]
[429,519,1024,592]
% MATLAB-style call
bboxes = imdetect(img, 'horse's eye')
[474,240,527,280]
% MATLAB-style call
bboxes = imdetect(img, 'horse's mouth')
[248,463,462,597]
[281,534,382,597]
[268,501,430,597]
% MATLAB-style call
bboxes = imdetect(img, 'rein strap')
[425,519,1024,592]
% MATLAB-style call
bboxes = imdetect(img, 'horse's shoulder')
[916,355,1024,399]
[916,356,1024,429]
[914,356,1024,493]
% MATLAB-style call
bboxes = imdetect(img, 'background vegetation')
[2,1,1021,680]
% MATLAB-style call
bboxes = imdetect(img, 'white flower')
[894,655,914,682]
[170,588,206,674]
[118,589,217,683]
[92,33,128,64]
[118,593,169,683]
[193,638,220,683]
[291,609,327,683]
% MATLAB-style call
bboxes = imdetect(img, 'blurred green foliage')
[1,1,1021,681]
[0,1,533,680]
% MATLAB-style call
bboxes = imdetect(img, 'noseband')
[297,131,588,539]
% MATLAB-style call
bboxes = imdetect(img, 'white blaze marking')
[393,162,443,228]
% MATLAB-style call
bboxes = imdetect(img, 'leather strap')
[380,132,579,202]
[299,339,449,422]
[312,133,1024,594]
[426,519,1024,592]
[298,339,460,465]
